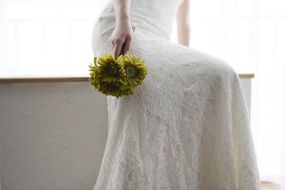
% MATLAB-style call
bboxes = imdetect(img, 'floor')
[261,181,282,190]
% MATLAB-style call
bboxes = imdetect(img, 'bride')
[92,0,261,189]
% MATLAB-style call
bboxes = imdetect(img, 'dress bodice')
[97,0,183,39]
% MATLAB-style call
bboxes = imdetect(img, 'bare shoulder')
[176,0,189,18]
[177,0,189,11]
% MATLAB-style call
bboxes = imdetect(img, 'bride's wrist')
[116,16,130,25]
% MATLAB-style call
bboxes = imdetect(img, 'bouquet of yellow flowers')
[88,53,148,98]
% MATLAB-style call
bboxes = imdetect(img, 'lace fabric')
[91,0,261,189]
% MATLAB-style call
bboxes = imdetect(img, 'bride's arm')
[111,0,132,59]
[176,0,190,46]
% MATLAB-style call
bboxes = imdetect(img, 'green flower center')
[125,65,138,78]
[106,62,120,76]
[106,82,120,90]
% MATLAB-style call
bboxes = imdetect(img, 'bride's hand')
[110,20,133,59]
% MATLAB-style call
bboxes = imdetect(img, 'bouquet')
[88,53,148,98]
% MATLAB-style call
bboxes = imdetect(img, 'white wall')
[0,82,108,190]
[0,79,251,190]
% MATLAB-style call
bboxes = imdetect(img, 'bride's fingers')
[123,36,132,54]
[120,42,126,55]
[114,39,123,59]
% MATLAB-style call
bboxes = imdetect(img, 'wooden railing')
[0,73,254,83]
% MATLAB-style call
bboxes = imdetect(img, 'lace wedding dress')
[91,0,261,189]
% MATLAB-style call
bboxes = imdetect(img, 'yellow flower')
[118,54,148,86]
[95,80,131,98]
[88,53,148,98]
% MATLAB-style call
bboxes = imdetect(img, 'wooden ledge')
[0,73,254,83]
[238,73,255,78]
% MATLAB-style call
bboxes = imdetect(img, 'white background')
[0,0,285,188]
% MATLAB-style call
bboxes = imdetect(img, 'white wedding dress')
[91,0,261,189]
